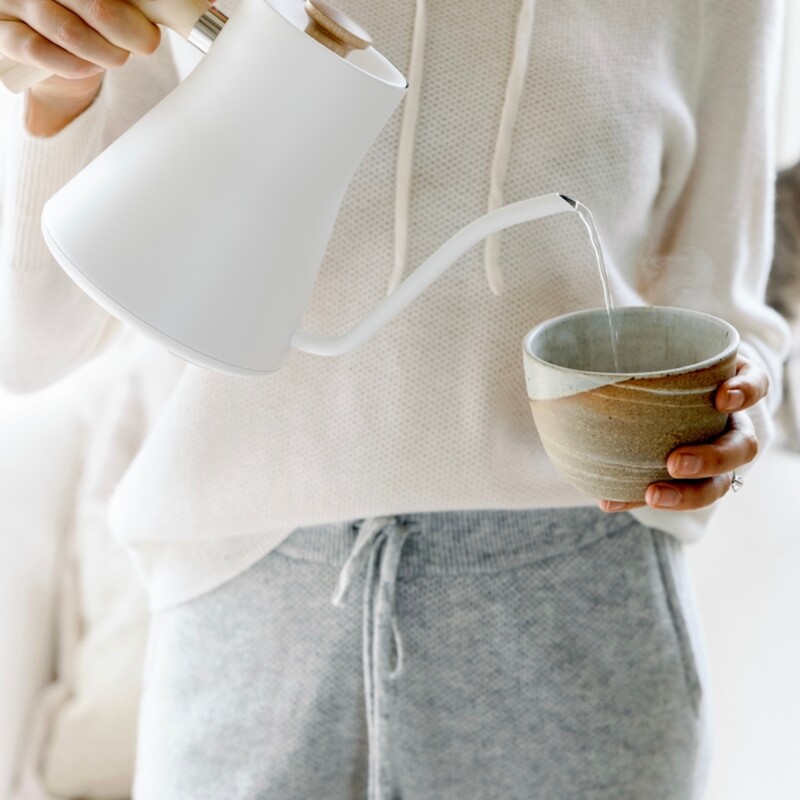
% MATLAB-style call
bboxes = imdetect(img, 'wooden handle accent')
[0,0,214,93]
[304,0,372,58]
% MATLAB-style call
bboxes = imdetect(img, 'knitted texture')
[133,510,710,798]
[0,0,791,609]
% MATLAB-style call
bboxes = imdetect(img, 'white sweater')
[1,0,791,610]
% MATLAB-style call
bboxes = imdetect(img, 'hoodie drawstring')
[332,516,413,799]
[389,0,537,298]
[484,0,538,295]
[388,0,427,296]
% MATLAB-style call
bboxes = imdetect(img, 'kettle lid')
[304,0,372,57]
[267,0,407,88]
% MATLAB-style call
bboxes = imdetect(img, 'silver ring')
[731,470,744,493]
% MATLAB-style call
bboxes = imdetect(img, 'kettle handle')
[0,0,221,93]
[290,193,578,358]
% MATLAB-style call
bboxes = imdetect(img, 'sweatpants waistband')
[274,506,643,578]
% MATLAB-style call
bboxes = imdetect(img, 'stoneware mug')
[523,306,740,502]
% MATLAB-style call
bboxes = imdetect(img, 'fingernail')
[652,486,680,508]
[722,389,744,411]
[603,501,626,512]
[674,454,701,476]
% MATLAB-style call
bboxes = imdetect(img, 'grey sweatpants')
[133,508,710,799]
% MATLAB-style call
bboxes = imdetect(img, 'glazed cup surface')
[522,306,740,502]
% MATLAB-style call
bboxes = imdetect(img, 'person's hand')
[599,355,768,513]
[0,1,161,134]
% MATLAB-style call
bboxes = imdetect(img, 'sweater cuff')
[13,80,109,177]
[4,83,109,267]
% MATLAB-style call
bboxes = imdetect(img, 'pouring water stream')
[573,201,621,372]
[291,193,622,370]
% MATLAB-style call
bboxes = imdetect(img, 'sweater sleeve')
[0,40,180,394]
[639,0,792,458]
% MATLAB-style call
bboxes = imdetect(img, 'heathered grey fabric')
[133,508,709,799]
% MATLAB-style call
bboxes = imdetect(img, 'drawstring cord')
[388,0,427,296]
[331,516,395,606]
[484,0,537,296]
[332,516,412,800]
[389,0,537,298]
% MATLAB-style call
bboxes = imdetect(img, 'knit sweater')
[1,0,791,610]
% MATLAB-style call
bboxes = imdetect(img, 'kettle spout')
[290,192,578,358]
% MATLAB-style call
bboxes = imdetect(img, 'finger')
[0,18,104,79]
[58,0,161,56]
[1,0,129,69]
[715,356,769,413]
[646,474,731,511]
[598,499,645,513]
[666,412,758,479]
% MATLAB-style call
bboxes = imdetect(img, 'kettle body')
[42,0,408,375]
[42,0,578,377]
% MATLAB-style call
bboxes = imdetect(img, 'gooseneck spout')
[290,192,578,357]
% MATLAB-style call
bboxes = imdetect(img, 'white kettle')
[40,0,578,376]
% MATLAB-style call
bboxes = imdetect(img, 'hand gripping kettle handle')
[0,0,221,93]
[290,193,578,358]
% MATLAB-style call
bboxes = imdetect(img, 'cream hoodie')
[0,0,791,609]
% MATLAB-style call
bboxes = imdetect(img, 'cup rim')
[522,305,740,379]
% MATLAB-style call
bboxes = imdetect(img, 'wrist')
[25,74,105,138]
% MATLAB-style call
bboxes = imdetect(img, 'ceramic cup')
[522,306,740,502]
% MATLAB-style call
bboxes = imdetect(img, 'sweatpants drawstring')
[332,516,413,800]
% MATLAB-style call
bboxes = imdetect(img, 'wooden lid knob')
[304,0,373,57]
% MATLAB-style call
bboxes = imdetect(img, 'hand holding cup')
[523,306,745,509]
[599,355,767,513]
